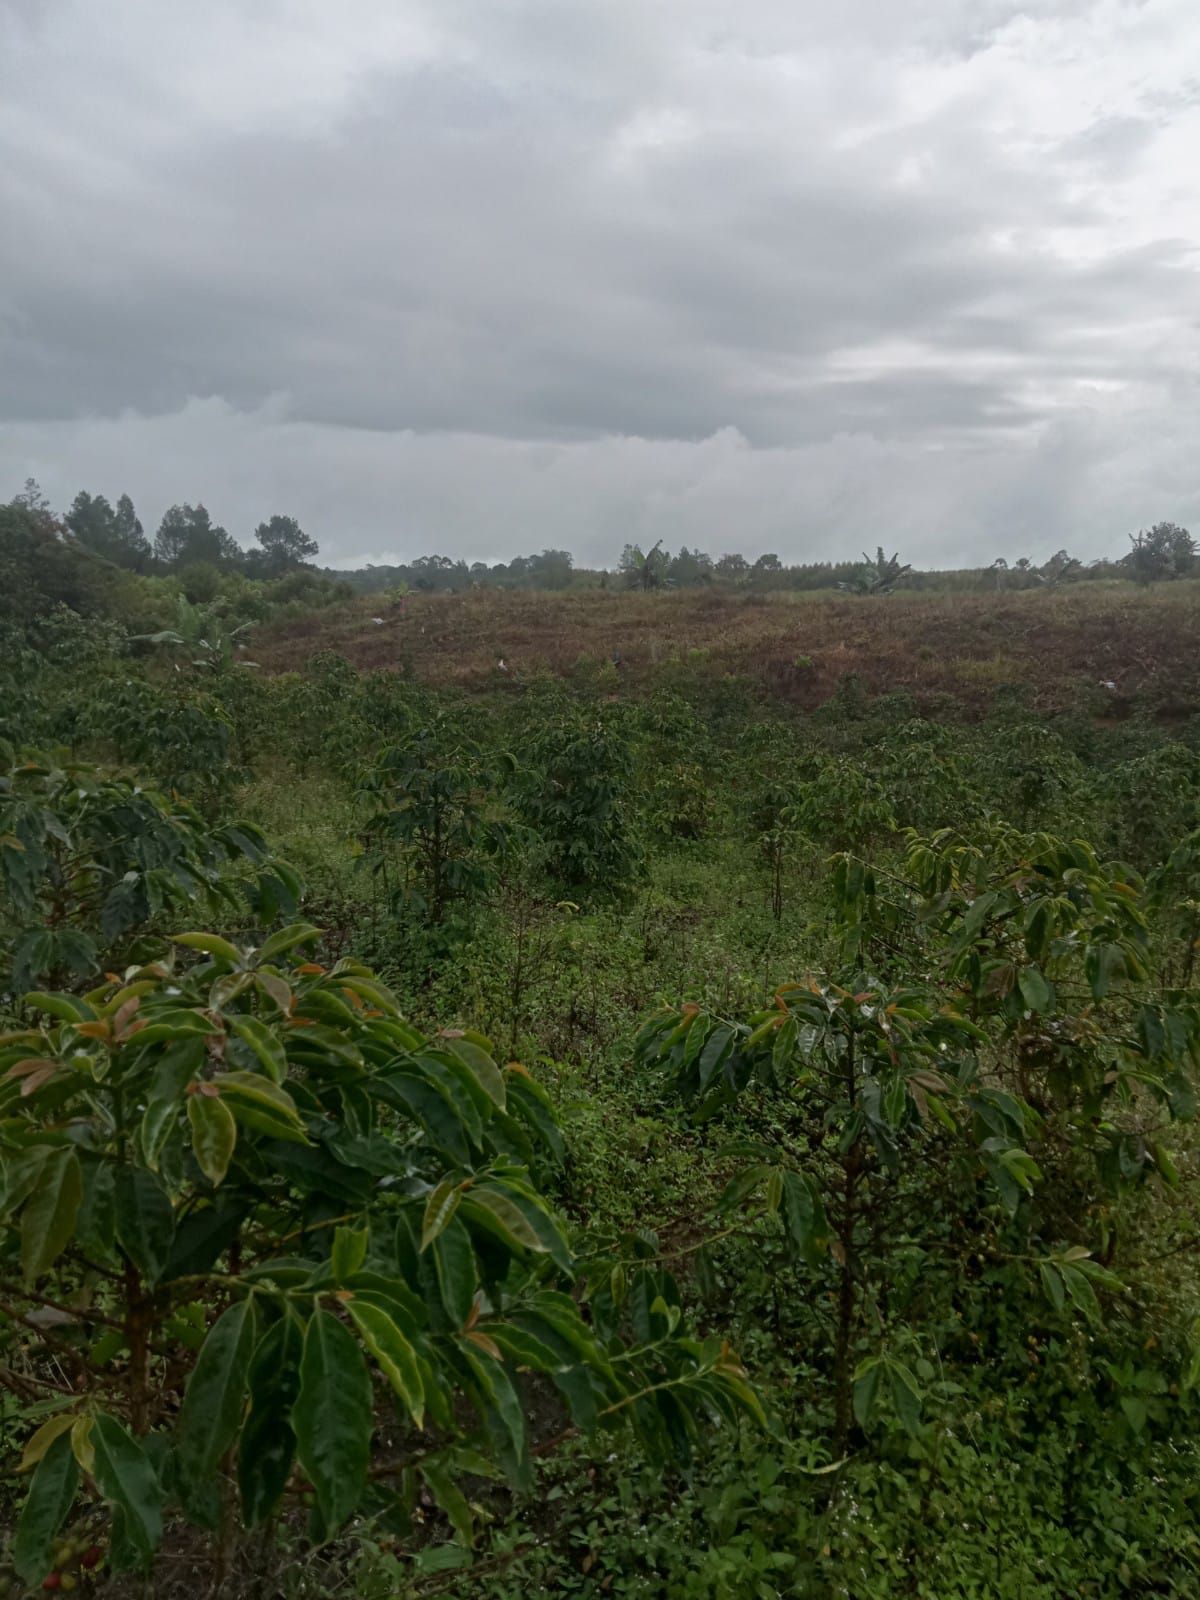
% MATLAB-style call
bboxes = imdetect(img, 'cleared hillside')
[252,581,1200,716]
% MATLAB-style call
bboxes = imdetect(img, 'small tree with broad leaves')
[1,932,759,1586]
[636,821,1200,1449]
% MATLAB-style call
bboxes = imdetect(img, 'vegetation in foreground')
[3,493,1200,1597]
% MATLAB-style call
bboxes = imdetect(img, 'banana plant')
[134,598,256,674]
[838,547,912,596]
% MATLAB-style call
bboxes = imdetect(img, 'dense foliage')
[4,507,1200,1597]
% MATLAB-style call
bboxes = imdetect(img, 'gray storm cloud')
[1,0,1198,567]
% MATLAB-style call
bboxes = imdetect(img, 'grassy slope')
[253,580,1200,715]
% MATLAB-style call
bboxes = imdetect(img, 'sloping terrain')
[252,582,1200,715]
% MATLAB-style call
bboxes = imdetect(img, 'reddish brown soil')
[251,583,1200,715]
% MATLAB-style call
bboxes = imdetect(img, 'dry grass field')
[252,580,1200,716]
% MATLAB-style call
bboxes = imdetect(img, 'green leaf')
[779,1170,829,1267]
[140,1039,204,1166]
[442,1037,506,1108]
[228,1015,288,1083]
[347,1298,426,1427]
[461,1185,547,1254]
[852,1359,882,1430]
[187,1092,237,1186]
[22,991,96,1024]
[332,1224,369,1282]
[466,1180,572,1274]
[20,1147,82,1284]
[293,1310,373,1532]
[173,932,243,963]
[1039,1262,1066,1313]
[421,1179,462,1250]
[1151,1142,1180,1186]
[698,1023,735,1092]
[772,1015,799,1075]
[461,1346,530,1487]
[19,1413,77,1472]
[1060,1263,1103,1326]
[421,1459,474,1546]
[214,1071,308,1142]
[1017,966,1052,1013]
[130,1008,224,1043]
[160,1202,241,1283]
[482,1321,565,1373]
[432,1216,477,1329]
[503,1069,566,1162]
[1072,1258,1125,1294]
[114,1168,175,1285]
[1085,941,1128,1003]
[12,1429,79,1584]
[1120,1395,1148,1435]
[373,1070,471,1166]
[90,1411,163,1562]
[257,922,323,961]
[0,1144,52,1215]
[890,1364,923,1436]
[239,1315,302,1527]
[176,1299,257,1516]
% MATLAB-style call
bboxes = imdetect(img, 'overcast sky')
[1,0,1197,569]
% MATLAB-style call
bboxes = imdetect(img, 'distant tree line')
[54,485,319,582]
[0,480,344,633]
[3,478,1195,608]
[613,525,1196,595]
[344,548,579,595]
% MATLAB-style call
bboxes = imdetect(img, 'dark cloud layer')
[1,0,1197,566]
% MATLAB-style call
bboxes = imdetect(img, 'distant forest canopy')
[3,477,1196,601]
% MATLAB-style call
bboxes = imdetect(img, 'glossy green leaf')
[20,1146,82,1284]
[239,1315,302,1527]
[890,1364,923,1436]
[173,932,243,963]
[114,1167,175,1285]
[12,1429,79,1584]
[503,1069,566,1161]
[140,1039,204,1167]
[432,1215,477,1328]
[347,1298,426,1427]
[90,1411,163,1562]
[462,1346,530,1487]
[331,1224,369,1282]
[293,1310,373,1532]
[421,1458,474,1546]
[461,1184,547,1254]
[1060,1263,1102,1325]
[421,1179,462,1250]
[228,1015,288,1083]
[214,1071,307,1142]
[257,922,323,961]
[780,1169,829,1267]
[176,1298,257,1514]
[73,1164,116,1260]
[22,991,96,1023]
[1017,966,1052,1013]
[1039,1262,1066,1313]
[442,1037,506,1108]
[187,1091,237,1186]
